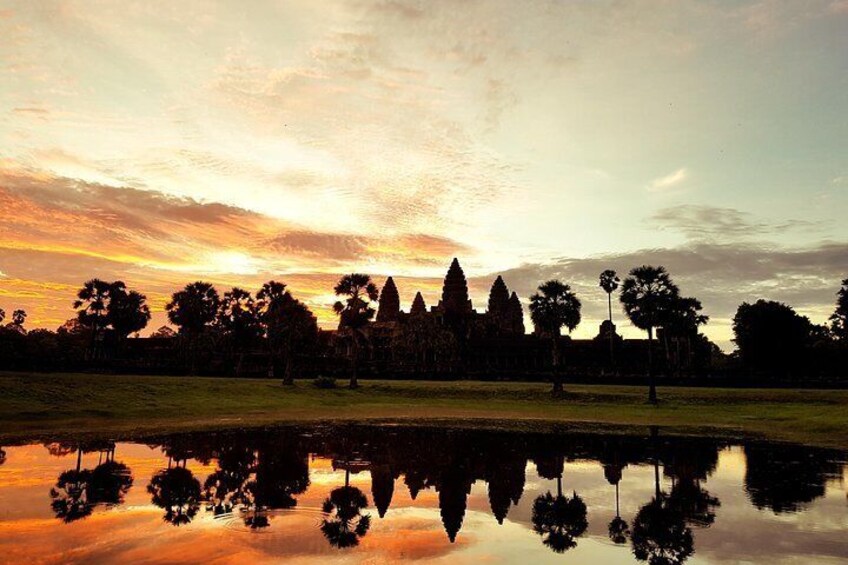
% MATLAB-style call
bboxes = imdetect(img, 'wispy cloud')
[647,168,688,192]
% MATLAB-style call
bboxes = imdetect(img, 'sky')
[1,0,847,349]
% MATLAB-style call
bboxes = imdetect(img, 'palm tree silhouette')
[630,447,693,565]
[333,274,379,389]
[604,460,630,544]
[203,444,255,516]
[531,475,588,553]
[148,460,202,526]
[530,454,588,553]
[166,281,220,374]
[620,266,680,403]
[320,468,371,548]
[87,446,133,506]
[258,281,318,385]
[529,280,582,396]
[73,278,113,359]
[217,287,262,376]
[108,285,151,344]
[50,448,93,523]
[599,269,620,366]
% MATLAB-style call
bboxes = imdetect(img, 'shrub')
[313,375,337,389]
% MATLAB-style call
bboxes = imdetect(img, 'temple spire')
[508,292,525,334]
[488,276,510,316]
[376,277,400,322]
[410,291,427,315]
[440,258,471,315]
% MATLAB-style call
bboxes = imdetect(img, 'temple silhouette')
[329,258,708,379]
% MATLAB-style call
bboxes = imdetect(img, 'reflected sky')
[0,427,846,564]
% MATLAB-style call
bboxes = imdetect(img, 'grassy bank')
[2,371,847,449]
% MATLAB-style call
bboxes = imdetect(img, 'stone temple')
[332,258,666,378]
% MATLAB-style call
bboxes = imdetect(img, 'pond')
[0,425,845,564]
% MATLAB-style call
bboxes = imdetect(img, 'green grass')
[2,371,847,449]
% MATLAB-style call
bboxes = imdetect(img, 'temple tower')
[410,291,427,315]
[376,276,400,323]
[508,292,525,334]
[439,258,472,316]
[487,276,510,318]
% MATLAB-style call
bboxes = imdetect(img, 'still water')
[0,425,845,564]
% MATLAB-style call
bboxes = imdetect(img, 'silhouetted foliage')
[320,474,371,548]
[166,282,220,374]
[333,273,379,388]
[258,281,318,384]
[108,285,151,339]
[631,498,694,565]
[743,444,842,513]
[620,266,680,403]
[49,450,93,523]
[829,278,848,342]
[732,300,816,376]
[217,287,261,376]
[599,269,620,366]
[148,464,202,526]
[531,491,588,553]
[529,280,581,396]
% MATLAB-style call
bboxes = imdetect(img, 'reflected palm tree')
[203,445,255,516]
[148,459,201,526]
[631,459,694,565]
[88,446,133,506]
[243,446,310,529]
[50,448,94,523]
[320,469,371,548]
[604,461,630,544]
[531,457,588,553]
[0,446,5,466]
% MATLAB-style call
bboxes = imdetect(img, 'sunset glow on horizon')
[2,1,847,349]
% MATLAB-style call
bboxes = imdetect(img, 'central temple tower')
[438,258,473,316]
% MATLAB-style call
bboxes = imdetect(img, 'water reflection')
[48,441,133,523]
[0,426,844,563]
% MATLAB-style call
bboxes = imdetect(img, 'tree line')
[1,270,846,394]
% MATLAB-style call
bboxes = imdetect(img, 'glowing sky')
[1,1,847,349]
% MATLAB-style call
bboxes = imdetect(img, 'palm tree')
[599,269,620,366]
[108,284,151,342]
[73,278,113,359]
[630,460,694,565]
[258,281,318,384]
[604,461,630,544]
[0,308,5,324]
[531,467,588,553]
[320,468,371,548]
[166,282,220,374]
[333,274,379,389]
[663,297,708,376]
[620,266,680,403]
[50,447,94,523]
[11,309,26,328]
[148,461,202,526]
[831,278,848,341]
[217,287,262,376]
[529,280,582,396]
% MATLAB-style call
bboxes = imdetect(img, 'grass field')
[2,371,847,449]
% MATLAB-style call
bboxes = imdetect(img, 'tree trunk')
[349,333,359,389]
[647,327,657,404]
[551,335,563,396]
[608,293,615,367]
[283,354,294,386]
[615,481,620,517]
[557,475,563,498]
